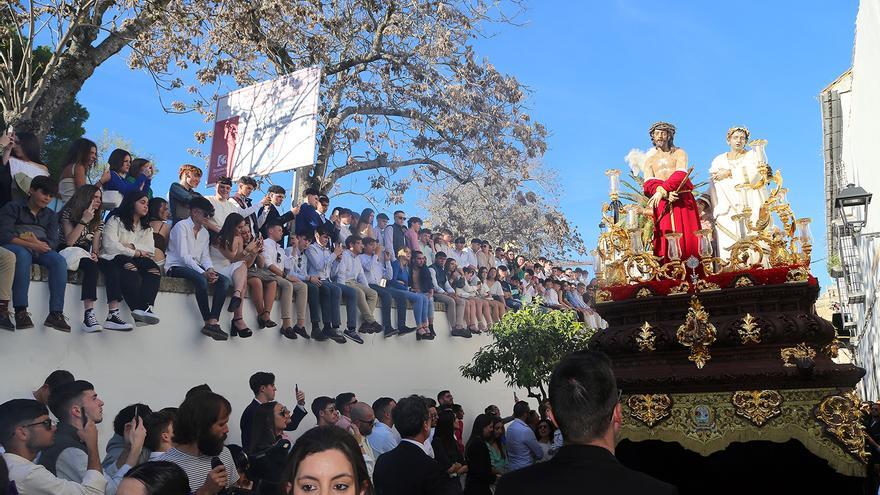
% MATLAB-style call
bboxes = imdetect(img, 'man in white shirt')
[367,398,400,457]
[358,238,410,338]
[448,237,470,269]
[429,252,470,337]
[207,176,267,232]
[165,196,232,340]
[305,225,347,343]
[1,398,106,495]
[349,403,377,479]
[375,213,391,256]
[263,221,309,340]
[333,234,381,343]
[463,238,481,270]
[38,380,144,495]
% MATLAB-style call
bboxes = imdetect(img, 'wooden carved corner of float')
[676,296,717,369]
[738,313,761,344]
[595,289,613,304]
[785,267,810,283]
[780,343,816,367]
[636,322,656,352]
[823,341,840,359]
[815,391,869,463]
[731,390,782,427]
[626,394,672,428]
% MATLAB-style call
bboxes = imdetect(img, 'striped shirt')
[157,446,239,492]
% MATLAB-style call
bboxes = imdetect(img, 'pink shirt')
[405,229,420,252]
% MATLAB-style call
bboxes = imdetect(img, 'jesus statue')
[641,122,702,261]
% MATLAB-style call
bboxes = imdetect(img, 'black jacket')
[240,399,308,450]
[495,444,677,495]
[374,440,448,495]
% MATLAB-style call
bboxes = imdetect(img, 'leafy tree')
[423,163,586,258]
[460,301,595,402]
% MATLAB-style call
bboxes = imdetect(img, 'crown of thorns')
[649,121,676,137]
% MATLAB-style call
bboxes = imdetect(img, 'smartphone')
[134,404,139,424]
[379,278,387,288]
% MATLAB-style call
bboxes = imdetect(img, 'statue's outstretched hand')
[667,191,679,203]
[647,191,664,209]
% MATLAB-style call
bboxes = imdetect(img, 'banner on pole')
[207,66,320,185]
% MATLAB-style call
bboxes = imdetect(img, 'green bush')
[459,301,596,402]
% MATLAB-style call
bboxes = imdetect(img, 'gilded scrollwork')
[676,296,717,369]
[636,322,656,352]
[626,394,672,427]
[731,390,783,426]
[780,343,816,367]
[738,313,761,344]
[815,391,869,463]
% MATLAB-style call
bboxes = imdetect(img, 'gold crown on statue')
[726,125,750,140]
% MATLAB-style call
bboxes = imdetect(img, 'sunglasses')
[23,418,55,430]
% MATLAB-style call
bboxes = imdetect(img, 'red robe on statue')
[643,170,701,262]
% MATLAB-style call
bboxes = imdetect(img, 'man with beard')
[159,391,239,494]
[495,351,676,494]
[640,122,701,261]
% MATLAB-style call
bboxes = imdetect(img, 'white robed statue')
[708,126,768,259]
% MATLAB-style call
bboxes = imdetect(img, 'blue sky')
[75,0,859,289]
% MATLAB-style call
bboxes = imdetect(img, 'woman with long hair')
[431,409,467,493]
[0,130,48,206]
[58,137,104,202]
[100,191,162,327]
[463,414,496,495]
[60,185,125,332]
[104,148,151,196]
[127,158,155,198]
[465,267,491,333]
[147,197,170,265]
[355,208,376,239]
[386,247,431,339]
[281,425,373,495]
[248,401,293,494]
[486,417,507,477]
[244,228,278,329]
[210,213,259,337]
[446,258,479,334]
[534,419,555,462]
[484,267,507,322]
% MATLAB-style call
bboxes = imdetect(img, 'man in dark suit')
[495,351,678,495]
[240,372,308,449]
[373,395,447,495]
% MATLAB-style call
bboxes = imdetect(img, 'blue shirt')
[367,421,401,457]
[505,418,544,470]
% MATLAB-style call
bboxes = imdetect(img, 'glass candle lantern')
[796,218,813,245]
[629,229,645,253]
[665,232,683,260]
[605,169,621,198]
[695,229,714,258]
[750,139,768,164]
[626,206,639,229]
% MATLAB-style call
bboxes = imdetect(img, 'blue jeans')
[335,282,359,328]
[4,244,66,313]
[386,287,429,326]
[167,266,231,321]
[307,280,342,327]
[370,284,408,330]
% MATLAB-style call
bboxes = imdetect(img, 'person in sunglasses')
[1,398,107,494]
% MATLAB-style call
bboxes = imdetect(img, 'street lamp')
[836,183,873,234]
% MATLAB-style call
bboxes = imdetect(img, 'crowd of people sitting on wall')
[0,351,677,494]
[0,132,603,340]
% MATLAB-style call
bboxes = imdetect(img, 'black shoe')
[312,327,329,341]
[281,326,297,339]
[451,327,472,338]
[397,325,417,336]
[201,324,228,341]
[344,328,364,344]
[231,318,252,338]
[15,310,33,330]
[258,312,277,328]
[44,312,71,332]
[295,325,311,339]
[416,330,434,341]
[370,321,384,334]
[0,312,14,331]
[328,329,347,344]
[384,327,399,338]
[227,295,242,313]
[428,323,436,337]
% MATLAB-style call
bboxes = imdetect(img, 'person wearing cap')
[0,398,106,494]
[294,187,324,237]
[166,196,233,340]
[376,212,391,255]
[0,175,70,331]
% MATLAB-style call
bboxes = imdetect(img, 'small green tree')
[460,302,595,402]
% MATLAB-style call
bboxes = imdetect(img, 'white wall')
[0,280,518,446]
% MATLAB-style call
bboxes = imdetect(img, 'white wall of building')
[0,281,518,445]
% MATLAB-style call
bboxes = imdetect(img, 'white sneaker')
[82,311,102,333]
[104,312,134,331]
[132,306,160,325]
